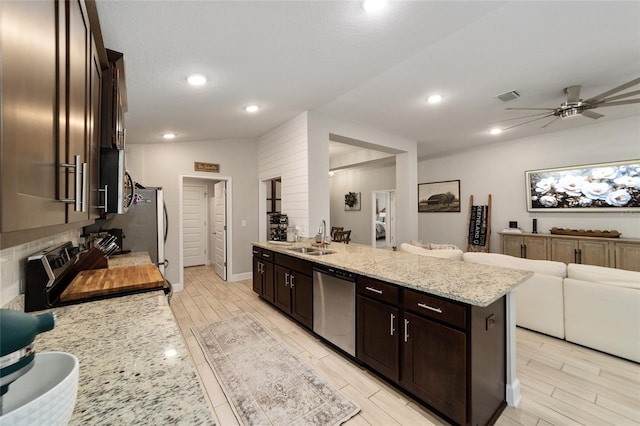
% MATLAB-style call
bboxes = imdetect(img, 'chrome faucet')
[318,220,328,248]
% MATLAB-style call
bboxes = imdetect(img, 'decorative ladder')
[467,194,492,253]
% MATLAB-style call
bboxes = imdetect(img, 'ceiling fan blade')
[586,77,640,103]
[502,113,555,131]
[541,117,560,128]
[594,99,640,108]
[565,85,581,103]
[499,112,551,122]
[505,107,555,111]
[591,89,640,104]
[581,110,604,119]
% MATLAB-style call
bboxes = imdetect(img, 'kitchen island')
[34,290,215,425]
[253,240,532,425]
[253,240,530,307]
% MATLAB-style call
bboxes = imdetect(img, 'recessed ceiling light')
[162,132,177,139]
[245,105,259,113]
[427,94,442,104]
[362,0,388,12]
[187,74,207,86]
[489,128,503,135]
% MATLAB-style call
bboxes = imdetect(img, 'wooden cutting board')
[61,264,164,302]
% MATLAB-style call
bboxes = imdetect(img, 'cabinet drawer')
[261,249,274,261]
[274,253,312,276]
[252,246,261,257]
[357,277,400,305]
[404,290,467,329]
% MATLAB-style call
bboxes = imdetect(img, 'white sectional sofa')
[398,242,464,260]
[400,243,639,362]
[462,252,567,339]
[564,264,640,363]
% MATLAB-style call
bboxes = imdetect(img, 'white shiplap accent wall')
[258,112,311,237]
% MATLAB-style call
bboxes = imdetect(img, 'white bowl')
[1,352,79,426]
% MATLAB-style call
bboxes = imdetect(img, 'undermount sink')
[287,246,336,256]
[287,247,318,254]
[1,352,79,425]
[308,250,336,256]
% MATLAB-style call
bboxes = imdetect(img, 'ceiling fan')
[501,77,640,130]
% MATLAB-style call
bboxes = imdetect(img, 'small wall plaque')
[194,162,220,173]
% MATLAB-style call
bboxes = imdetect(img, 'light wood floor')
[171,266,640,426]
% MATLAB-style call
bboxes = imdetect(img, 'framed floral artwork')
[526,160,640,212]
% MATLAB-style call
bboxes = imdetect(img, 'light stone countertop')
[253,240,532,307]
[107,251,153,268]
[34,291,215,425]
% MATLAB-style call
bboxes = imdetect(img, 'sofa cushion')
[567,263,640,290]
[409,240,430,249]
[564,277,640,363]
[463,252,566,277]
[399,243,463,260]
[428,243,461,250]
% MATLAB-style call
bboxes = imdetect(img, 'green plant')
[345,192,358,208]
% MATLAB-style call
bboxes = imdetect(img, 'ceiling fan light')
[245,105,259,113]
[489,128,502,135]
[162,132,177,139]
[560,108,580,119]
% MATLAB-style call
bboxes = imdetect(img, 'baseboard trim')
[229,272,252,282]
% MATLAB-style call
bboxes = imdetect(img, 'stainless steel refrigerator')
[94,187,167,275]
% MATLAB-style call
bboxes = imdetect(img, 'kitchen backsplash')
[1,229,81,310]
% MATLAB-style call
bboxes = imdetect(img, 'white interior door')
[183,183,207,267]
[214,181,227,280]
[209,190,216,265]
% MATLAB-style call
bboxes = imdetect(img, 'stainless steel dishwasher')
[313,266,356,356]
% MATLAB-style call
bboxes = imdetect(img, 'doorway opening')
[372,190,396,249]
[179,175,230,285]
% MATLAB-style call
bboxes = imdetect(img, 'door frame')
[371,189,396,249]
[178,175,232,285]
[182,181,209,267]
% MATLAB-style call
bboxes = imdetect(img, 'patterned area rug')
[193,313,360,425]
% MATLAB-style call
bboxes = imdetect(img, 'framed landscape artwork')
[418,180,461,212]
[526,159,640,212]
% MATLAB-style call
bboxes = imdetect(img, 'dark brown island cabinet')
[272,253,313,329]
[252,247,507,426]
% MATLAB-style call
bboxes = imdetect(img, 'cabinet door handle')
[285,272,290,287]
[365,286,383,295]
[97,185,108,212]
[290,275,295,288]
[390,313,395,336]
[259,262,264,274]
[59,154,81,211]
[418,303,443,314]
[81,162,87,212]
[575,249,582,264]
[404,319,409,343]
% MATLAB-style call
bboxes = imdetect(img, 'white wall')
[307,110,418,245]
[330,162,396,245]
[418,116,640,251]
[258,113,310,237]
[127,139,258,288]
